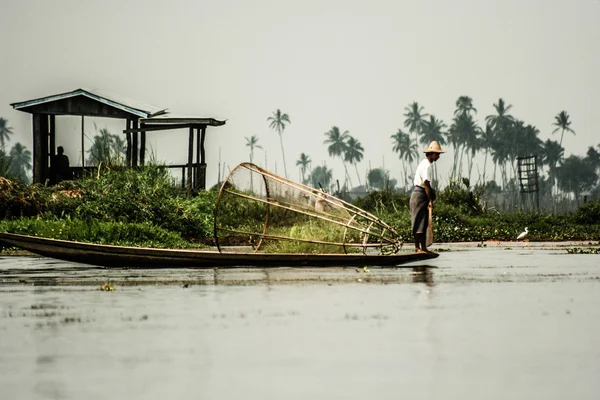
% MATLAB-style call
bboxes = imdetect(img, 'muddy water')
[1,247,599,400]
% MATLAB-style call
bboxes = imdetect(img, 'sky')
[1,0,599,189]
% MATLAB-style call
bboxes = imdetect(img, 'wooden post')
[40,115,49,183]
[187,127,194,196]
[126,119,132,167]
[81,116,85,168]
[195,127,201,190]
[49,115,56,159]
[49,115,56,183]
[140,122,146,166]
[200,125,207,190]
[32,114,42,184]
[132,120,138,167]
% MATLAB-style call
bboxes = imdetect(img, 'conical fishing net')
[214,163,402,254]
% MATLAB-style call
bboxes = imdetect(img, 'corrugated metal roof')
[11,88,167,118]
[141,113,226,127]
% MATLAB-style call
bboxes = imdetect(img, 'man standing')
[410,141,444,253]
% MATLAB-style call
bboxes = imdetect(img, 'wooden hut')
[11,88,225,191]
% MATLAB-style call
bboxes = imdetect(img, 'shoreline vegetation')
[1,165,600,255]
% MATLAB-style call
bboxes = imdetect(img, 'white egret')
[516,227,528,240]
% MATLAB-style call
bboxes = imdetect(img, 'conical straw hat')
[424,141,445,153]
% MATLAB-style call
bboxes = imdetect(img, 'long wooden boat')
[0,232,438,269]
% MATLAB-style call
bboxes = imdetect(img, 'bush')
[0,217,199,248]
[352,190,409,214]
[575,201,600,224]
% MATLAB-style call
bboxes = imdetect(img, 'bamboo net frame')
[214,163,403,254]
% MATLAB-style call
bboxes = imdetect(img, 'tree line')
[257,97,598,207]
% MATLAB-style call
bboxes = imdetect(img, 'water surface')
[1,247,599,400]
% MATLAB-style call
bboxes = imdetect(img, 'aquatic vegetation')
[100,282,115,291]
[566,247,600,254]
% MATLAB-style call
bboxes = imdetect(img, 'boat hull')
[0,233,438,268]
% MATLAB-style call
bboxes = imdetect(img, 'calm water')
[1,247,599,400]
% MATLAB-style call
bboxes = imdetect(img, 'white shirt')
[414,158,432,187]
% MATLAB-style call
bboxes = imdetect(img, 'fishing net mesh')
[214,163,402,254]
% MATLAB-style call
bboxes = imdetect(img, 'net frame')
[214,163,403,254]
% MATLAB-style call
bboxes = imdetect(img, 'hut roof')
[141,113,226,127]
[11,88,167,118]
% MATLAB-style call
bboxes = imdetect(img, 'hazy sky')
[1,0,598,188]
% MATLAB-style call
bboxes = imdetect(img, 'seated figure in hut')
[52,146,73,183]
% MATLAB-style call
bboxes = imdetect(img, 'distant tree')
[403,102,428,151]
[9,142,32,183]
[585,146,600,172]
[420,115,447,146]
[448,113,479,180]
[296,152,311,184]
[541,139,563,196]
[0,117,14,149]
[486,98,515,187]
[454,96,477,117]
[555,155,598,202]
[309,164,333,191]
[480,122,495,182]
[245,135,262,165]
[0,149,14,179]
[87,125,126,165]
[485,98,514,130]
[421,115,447,183]
[390,128,417,189]
[344,135,364,187]
[267,109,291,178]
[324,126,351,187]
[367,168,396,191]
[552,110,574,149]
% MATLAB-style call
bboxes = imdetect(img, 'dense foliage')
[0,166,216,247]
[1,167,600,249]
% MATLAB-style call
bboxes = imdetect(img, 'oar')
[426,204,433,247]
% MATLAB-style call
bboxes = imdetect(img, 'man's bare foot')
[416,248,427,254]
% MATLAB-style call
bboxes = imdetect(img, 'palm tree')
[403,102,428,151]
[296,153,311,184]
[323,126,351,187]
[245,135,262,164]
[421,115,447,183]
[485,98,515,187]
[8,142,32,183]
[0,149,14,179]
[391,128,417,189]
[267,109,291,178]
[552,111,575,149]
[448,113,479,179]
[344,136,364,187]
[541,139,564,197]
[420,115,447,146]
[0,118,14,150]
[480,122,495,183]
[87,127,126,165]
[485,98,514,130]
[454,96,477,117]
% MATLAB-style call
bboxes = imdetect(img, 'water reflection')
[412,266,435,286]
